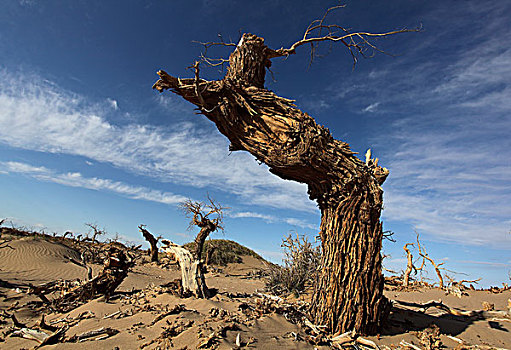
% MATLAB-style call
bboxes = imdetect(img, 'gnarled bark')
[162,240,209,298]
[153,33,389,334]
[53,247,132,311]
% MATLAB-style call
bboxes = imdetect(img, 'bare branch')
[84,222,106,244]
[193,36,236,72]
[383,230,396,242]
[402,243,414,287]
[415,231,445,288]
[271,5,421,67]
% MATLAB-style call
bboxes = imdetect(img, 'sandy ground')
[0,235,510,349]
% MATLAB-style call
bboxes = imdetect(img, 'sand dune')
[0,237,88,284]
[1,234,510,349]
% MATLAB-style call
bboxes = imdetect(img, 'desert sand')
[0,231,510,349]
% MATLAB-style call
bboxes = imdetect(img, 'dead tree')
[402,243,415,287]
[153,7,417,334]
[84,223,106,243]
[181,197,225,262]
[415,232,445,288]
[168,197,226,298]
[138,224,160,262]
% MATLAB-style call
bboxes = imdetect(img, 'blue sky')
[0,0,509,287]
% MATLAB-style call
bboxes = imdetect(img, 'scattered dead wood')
[53,247,134,312]
[392,299,511,320]
[412,324,442,349]
[148,304,186,326]
[47,310,95,328]
[197,331,217,348]
[141,319,194,349]
[489,283,511,294]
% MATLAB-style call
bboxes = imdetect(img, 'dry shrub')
[266,233,321,296]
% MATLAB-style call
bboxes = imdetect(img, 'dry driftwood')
[149,304,186,326]
[393,299,511,320]
[68,327,119,342]
[53,247,133,311]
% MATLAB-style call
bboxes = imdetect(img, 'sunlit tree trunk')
[153,33,390,334]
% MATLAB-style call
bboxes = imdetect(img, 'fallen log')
[392,299,511,319]
[68,327,119,342]
[53,247,134,312]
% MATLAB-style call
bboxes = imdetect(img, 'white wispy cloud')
[0,69,316,213]
[1,161,188,205]
[107,98,118,110]
[229,211,317,230]
[326,3,511,248]
[362,102,379,113]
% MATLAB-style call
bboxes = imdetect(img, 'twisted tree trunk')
[138,225,159,262]
[153,33,389,334]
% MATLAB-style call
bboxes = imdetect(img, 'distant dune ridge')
[0,228,510,349]
[0,236,86,284]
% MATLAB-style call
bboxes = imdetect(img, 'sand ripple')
[0,237,87,284]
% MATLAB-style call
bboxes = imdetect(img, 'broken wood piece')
[393,299,476,316]
[197,332,217,348]
[103,311,121,319]
[393,299,511,320]
[255,292,282,302]
[11,327,49,343]
[303,318,326,335]
[446,335,464,344]
[66,256,93,281]
[11,313,26,328]
[329,329,380,349]
[35,326,68,349]
[53,247,133,312]
[138,224,160,262]
[149,304,186,326]
[68,327,119,342]
[399,340,422,350]
[38,314,59,331]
